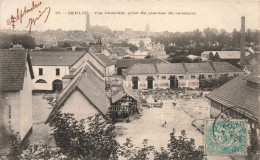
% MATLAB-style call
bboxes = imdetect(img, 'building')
[109,85,139,117]
[0,47,34,154]
[145,24,150,35]
[46,63,109,124]
[86,11,90,32]
[127,38,151,47]
[130,48,149,59]
[122,62,244,90]
[86,52,116,77]
[30,51,87,91]
[201,51,250,61]
[116,58,169,75]
[206,69,260,152]
[149,50,168,59]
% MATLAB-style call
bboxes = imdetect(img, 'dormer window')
[247,80,260,90]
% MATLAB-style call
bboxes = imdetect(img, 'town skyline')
[1,0,260,33]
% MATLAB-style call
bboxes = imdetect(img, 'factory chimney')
[239,16,246,66]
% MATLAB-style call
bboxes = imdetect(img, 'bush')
[48,112,119,160]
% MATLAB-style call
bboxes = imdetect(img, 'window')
[39,68,43,76]
[199,75,205,79]
[36,79,47,83]
[161,76,166,80]
[191,75,196,79]
[179,76,184,79]
[208,75,212,78]
[56,68,60,76]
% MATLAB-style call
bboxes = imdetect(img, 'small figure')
[162,120,166,127]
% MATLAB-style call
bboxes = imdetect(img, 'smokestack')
[240,16,246,65]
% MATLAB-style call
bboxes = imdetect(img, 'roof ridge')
[182,63,188,73]
[208,61,216,72]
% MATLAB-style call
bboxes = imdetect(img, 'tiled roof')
[201,51,250,59]
[111,85,139,103]
[0,49,34,91]
[116,58,168,68]
[184,63,215,73]
[206,75,260,120]
[122,62,243,75]
[149,50,167,56]
[211,62,243,73]
[95,53,115,67]
[45,63,109,123]
[123,63,157,75]
[30,51,86,66]
[157,63,186,74]
[246,68,260,84]
[77,65,108,114]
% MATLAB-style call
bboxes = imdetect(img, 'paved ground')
[115,95,234,160]
[115,100,203,150]
[29,92,236,159]
[29,93,54,146]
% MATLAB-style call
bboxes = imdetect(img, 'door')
[170,76,178,88]
[147,80,153,89]
[52,79,63,92]
[132,80,138,89]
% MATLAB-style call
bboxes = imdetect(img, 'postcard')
[0,0,259,159]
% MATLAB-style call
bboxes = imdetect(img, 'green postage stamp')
[204,119,248,155]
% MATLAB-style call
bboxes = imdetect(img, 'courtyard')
[29,91,233,159]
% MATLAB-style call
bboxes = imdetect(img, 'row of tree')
[0,33,36,49]
[113,41,138,52]
[151,28,260,56]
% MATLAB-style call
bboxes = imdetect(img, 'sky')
[0,0,260,33]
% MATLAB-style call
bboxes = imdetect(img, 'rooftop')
[0,49,34,91]
[157,63,186,74]
[184,63,215,73]
[95,53,115,67]
[111,85,139,103]
[206,74,260,120]
[46,63,109,123]
[30,51,86,66]
[211,62,243,73]
[116,58,169,68]
[122,62,243,75]
[201,51,250,59]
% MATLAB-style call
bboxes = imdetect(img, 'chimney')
[240,16,246,65]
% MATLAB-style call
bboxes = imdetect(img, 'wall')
[87,54,105,75]
[0,91,21,154]
[70,53,88,72]
[19,62,33,140]
[32,66,69,90]
[125,74,200,90]
[106,65,116,76]
[60,90,101,122]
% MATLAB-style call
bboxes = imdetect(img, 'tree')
[166,129,204,160]
[48,113,119,160]
[145,54,153,59]
[118,138,154,160]
[0,33,36,49]
[7,132,26,160]
[217,74,234,86]
[209,52,215,61]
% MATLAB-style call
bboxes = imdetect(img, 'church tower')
[145,24,150,36]
[86,11,90,32]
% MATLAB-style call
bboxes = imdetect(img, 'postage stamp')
[204,119,248,155]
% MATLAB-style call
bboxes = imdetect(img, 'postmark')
[204,119,248,155]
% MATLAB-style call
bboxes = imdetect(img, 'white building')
[0,47,34,155]
[122,62,244,90]
[45,63,109,124]
[30,51,87,91]
[127,38,151,47]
